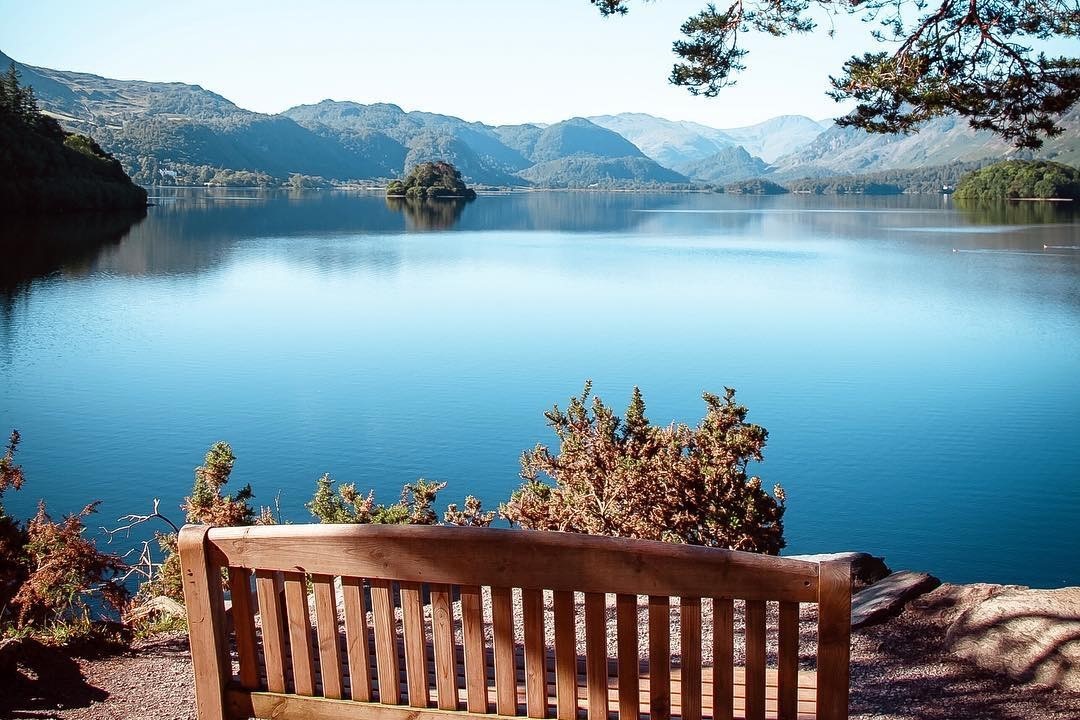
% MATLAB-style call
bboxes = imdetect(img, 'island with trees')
[386,161,477,200]
[0,65,147,213]
[954,160,1080,200]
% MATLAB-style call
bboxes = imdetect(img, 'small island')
[955,159,1080,200]
[724,178,789,195]
[0,65,147,213]
[386,161,477,200]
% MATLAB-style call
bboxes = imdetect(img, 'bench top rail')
[203,524,820,604]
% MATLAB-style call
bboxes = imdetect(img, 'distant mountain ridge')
[3,49,1076,188]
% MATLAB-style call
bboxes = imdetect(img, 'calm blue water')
[2,190,1078,587]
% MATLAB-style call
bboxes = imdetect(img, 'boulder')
[851,570,941,629]
[946,586,1080,692]
[787,551,891,587]
[129,595,186,622]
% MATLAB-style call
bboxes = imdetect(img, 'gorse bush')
[0,431,129,642]
[307,474,494,527]
[146,442,272,601]
[502,383,786,553]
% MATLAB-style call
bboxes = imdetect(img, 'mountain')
[772,108,1080,177]
[5,49,1076,189]
[587,113,828,168]
[281,100,529,184]
[679,146,771,184]
[586,113,735,169]
[512,118,687,186]
[719,115,832,163]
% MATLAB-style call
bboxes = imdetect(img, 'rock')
[787,551,891,587]
[946,586,1080,692]
[129,595,186,622]
[851,570,941,629]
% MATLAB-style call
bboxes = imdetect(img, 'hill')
[771,108,1080,177]
[0,65,147,212]
[679,146,770,184]
[954,160,1080,200]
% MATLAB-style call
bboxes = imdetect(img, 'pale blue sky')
[0,0,1066,128]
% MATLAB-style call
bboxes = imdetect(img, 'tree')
[502,383,786,554]
[588,0,1080,149]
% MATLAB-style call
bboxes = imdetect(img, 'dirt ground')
[3,584,1078,720]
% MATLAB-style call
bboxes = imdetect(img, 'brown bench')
[179,524,851,720]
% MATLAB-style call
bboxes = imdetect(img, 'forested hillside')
[0,65,147,212]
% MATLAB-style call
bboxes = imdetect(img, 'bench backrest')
[179,523,851,720]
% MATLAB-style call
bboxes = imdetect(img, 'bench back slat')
[311,575,343,699]
[340,576,372,701]
[521,588,547,718]
[254,570,287,694]
[745,599,767,720]
[227,567,260,690]
[459,585,488,713]
[712,596,735,720]
[584,592,608,720]
[400,581,429,708]
[369,578,400,705]
[647,595,671,720]
[491,586,517,715]
[430,584,458,711]
[777,600,800,720]
[552,589,577,720]
[206,525,819,603]
[283,571,316,696]
[680,597,703,720]
[615,594,639,720]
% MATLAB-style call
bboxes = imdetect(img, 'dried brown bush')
[0,431,129,643]
[502,383,786,554]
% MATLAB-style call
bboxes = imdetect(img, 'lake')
[1,189,1078,588]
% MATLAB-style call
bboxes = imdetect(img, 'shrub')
[307,474,493,527]
[502,383,786,554]
[145,442,269,602]
[0,431,129,642]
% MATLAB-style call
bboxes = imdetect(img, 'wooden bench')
[179,524,851,720]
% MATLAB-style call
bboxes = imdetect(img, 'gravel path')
[3,584,1078,720]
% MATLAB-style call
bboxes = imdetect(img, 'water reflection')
[0,209,145,299]
[386,196,472,231]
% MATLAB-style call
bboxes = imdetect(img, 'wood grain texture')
[400,582,430,708]
[584,592,608,720]
[778,601,800,720]
[713,597,735,720]
[429,584,458,711]
[227,566,259,691]
[680,597,702,720]
[552,590,577,720]
[178,525,229,720]
[491,587,517,716]
[254,569,287,694]
[369,579,401,705]
[341,576,372,701]
[312,574,344,699]
[459,585,487,714]
[206,525,819,602]
[817,560,852,720]
[283,571,316,696]
[648,595,671,720]
[616,593,639,720]
[521,588,547,719]
[745,599,767,720]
